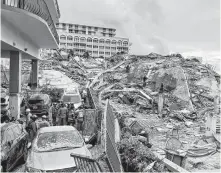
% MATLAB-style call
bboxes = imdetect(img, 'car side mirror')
[86,144,93,149]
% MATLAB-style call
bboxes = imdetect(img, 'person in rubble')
[49,103,58,126]
[158,83,164,118]
[68,103,76,126]
[57,103,68,126]
[126,65,130,73]
[143,75,147,87]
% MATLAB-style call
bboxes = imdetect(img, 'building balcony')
[1,0,60,58]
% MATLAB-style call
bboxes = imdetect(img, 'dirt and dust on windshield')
[34,130,84,152]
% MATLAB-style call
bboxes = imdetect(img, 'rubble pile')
[90,53,220,115]
[89,52,220,171]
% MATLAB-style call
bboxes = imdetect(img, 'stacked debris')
[88,52,220,172]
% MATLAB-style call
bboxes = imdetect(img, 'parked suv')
[61,88,82,109]
[1,122,28,172]
[28,94,51,116]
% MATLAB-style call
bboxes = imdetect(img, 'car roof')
[29,94,49,100]
[38,125,77,133]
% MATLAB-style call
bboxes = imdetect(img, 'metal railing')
[70,153,103,172]
[103,99,122,172]
[2,0,59,44]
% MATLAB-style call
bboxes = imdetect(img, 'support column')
[9,51,22,119]
[31,59,39,90]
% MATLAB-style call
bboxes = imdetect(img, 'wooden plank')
[155,153,190,173]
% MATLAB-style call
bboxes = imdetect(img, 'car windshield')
[34,130,84,152]
[62,95,81,104]
[28,100,44,104]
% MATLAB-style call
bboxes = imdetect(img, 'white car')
[61,88,82,109]
[26,126,92,172]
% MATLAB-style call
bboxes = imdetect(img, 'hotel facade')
[55,22,130,58]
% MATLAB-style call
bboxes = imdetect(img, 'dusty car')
[28,94,51,116]
[26,126,92,172]
[1,122,29,172]
[61,88,82,109]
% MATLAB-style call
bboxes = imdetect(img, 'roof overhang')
[1,5,58,56]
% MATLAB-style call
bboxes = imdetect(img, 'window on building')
[69,24,73,28]
[62,23,66,27]
[82,31,86,34]
[88,31,91,35]
[67,43,72,46]
[105,47,110,49]
[123,41,128,46]
[103,28,106,32]
[60,35,66,40]
[87,45,92,48]
[82,26,86,29]
[103,34,106,37]
[99,39,104,44]
[95,27,98,31]
[67,36,73,41]
[99,52,104,55]
[75,25,78,29]
[87,37,92,42]
[105,52,110,55]
[69,29,73,33]
[93,45,98,48]
[93,38,98,43]
[80,37,86,43]
[99,46,104,49]
[60,43,66,46]
[118,40,122,46]
[111,40,116,45]
[109,34,113,37]
[56,23,59,27]
[106,40,111,45]
[109,29,112,32]
[111,47,116,50]
[88,27,91,30]
[74,36,79,42]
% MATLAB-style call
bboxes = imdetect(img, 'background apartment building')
[56,22,130,58]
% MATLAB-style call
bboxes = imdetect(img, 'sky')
[58,0,220,73]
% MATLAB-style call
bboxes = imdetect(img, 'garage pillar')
[9,51,22,119]
[31,59,39,90]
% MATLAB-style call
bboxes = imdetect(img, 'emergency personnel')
[75,100,85,132]
[57,103,68,125]
[27,115,38,142]
[68,103,76,126]
[37,115,50,129]
[49,103,57,126]
[25,108,32,127]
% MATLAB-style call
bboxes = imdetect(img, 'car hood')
[27,146,91,171]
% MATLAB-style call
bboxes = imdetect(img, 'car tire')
[21,146,28,164]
